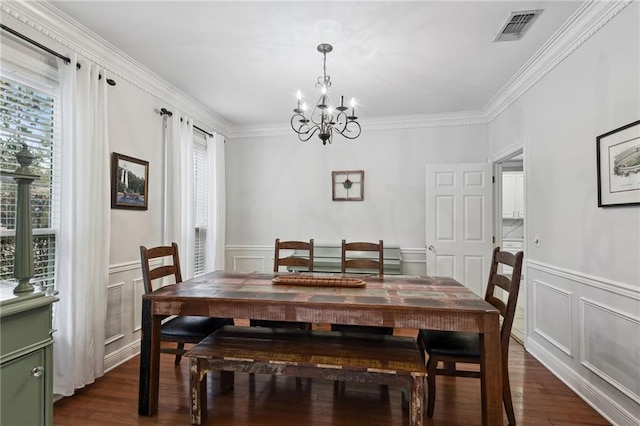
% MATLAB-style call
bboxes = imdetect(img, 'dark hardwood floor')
[54,328,610,425]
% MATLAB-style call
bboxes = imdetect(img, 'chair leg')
[503,361,516,425]
[174,342,185,365]
[443,361,456,372]
[426,355,438,417]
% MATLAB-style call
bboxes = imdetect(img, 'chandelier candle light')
[291,43,361,145]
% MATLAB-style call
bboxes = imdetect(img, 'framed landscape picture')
[596,120,640,207]
[111,152,149,210]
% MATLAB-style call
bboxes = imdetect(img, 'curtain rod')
[159,108,214,138]
[0,24,116,86]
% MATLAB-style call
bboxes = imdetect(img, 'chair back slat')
[486,295,507,317]
[274,238,314,272]
[492,274,512,292]
[140,242,183,294]
[341,240,384,276]
[484,247,524,350]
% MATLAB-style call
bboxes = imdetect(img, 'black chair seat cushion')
[161,316,230,340]
[331,324,394,335]
[418,329,480,358]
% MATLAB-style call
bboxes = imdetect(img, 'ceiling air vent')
[494,9,543,42]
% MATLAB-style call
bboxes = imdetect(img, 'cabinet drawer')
[0,304,52,357]
[503,241,523,250]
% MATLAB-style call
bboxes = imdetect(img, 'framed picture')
[111,152,149,210]
[596,120,640,207]
[332,170,364,201]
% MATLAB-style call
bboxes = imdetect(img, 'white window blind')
[192,133,208,276]
[0,75,60,288]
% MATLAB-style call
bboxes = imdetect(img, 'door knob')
[427,245,436,253]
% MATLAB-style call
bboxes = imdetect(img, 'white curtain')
[205,132,226,271]
[164,112,195,278]
[54,56,111,396]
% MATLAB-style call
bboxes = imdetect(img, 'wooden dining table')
[138,271,503,425]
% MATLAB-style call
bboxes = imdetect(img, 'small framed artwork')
[596,120,640,207]
[111,152,149,210]
[332,170,364,201]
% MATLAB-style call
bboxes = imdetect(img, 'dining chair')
[250,238,314,330]
[417,247,524,425]
[273,238,314,273]
[331,239,393,335]
[140,243,231,365]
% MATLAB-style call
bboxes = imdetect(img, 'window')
[192,133,208,276]
[0,74,60,289]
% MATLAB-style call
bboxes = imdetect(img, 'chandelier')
[291,43,361,145]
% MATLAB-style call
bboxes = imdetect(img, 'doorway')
[493,150,526,345]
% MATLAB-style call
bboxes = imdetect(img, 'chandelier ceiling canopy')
[291,43,361,145]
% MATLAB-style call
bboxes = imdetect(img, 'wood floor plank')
[53,337,610,425]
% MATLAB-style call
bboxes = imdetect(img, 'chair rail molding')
[528,260,640,300]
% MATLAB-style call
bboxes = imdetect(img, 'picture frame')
[332,170,364,201]
[596,120,640,207]
[111,152,149,210]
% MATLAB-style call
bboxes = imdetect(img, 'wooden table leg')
[409,376,425,426]
[190,358,207,425]
[138,299,161,416]
[481,313,503,426]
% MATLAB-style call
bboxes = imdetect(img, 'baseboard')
[104,340,141,373]
[526,338,639,426]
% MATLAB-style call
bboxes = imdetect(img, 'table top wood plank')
[144,271,499,332]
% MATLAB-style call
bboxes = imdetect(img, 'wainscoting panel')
[105,260,146,372]
[105,282,124,345]
[532,279,573,356]
[580,297,640,405]
[225,245,428,276]
[527,260,640,426]
[226,245,272,272]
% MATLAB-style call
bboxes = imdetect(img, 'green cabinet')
[0,282,58,426]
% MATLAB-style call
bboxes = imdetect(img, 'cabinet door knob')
[31,366,45,377]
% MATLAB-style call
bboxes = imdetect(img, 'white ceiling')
[48,1,583,128]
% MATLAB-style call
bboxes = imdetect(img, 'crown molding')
[482,0,632,122]
[2,0,631,140]
[228,110,489,139]
[1,0,233,137]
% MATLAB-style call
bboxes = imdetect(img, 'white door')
[426,163,494,296]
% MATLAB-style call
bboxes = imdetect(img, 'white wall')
[488,3,640,424]
[226,124,488,274]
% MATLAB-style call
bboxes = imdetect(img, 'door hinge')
[492,176,495,183]
[493,236,496,244]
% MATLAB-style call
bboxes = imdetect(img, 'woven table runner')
[272,276,366,288]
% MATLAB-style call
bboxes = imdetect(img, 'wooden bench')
[187,325,426,425]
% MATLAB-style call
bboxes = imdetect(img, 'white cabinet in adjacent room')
[502,172,524,219]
